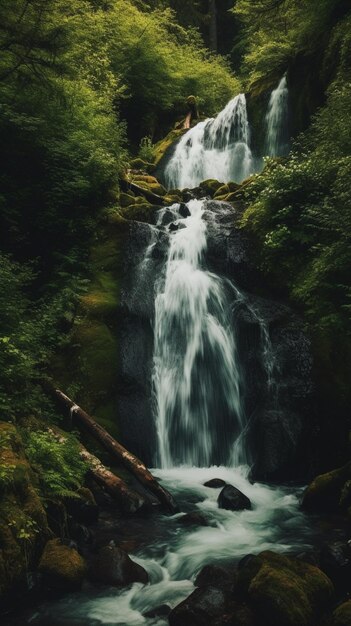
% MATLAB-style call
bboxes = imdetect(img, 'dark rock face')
[90,545,149,587]
[204,478,227,488]
[320,541,351,593]
[195,564,234,590]
[117,199,317,480]
[179,202,191,218]
[179,512,209,527]
[218,485,251,511]
[168,586,229,626]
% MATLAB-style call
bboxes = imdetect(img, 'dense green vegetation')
[0,0,238,426]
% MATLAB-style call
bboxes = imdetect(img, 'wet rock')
[218,485,251,511]
[179,202,191,218]
[204,478,227,488]
[143,605,171,618]
[195,564,234,590]
[169,222,179,232]
[90,545,149,587]
[179,512,209,527]
[320,541,351,592]
[39,539,86,592]
[169,585,229,626]
[302,463,351,513]
[237,551,334,626]
[333,600,351,625]
[66,487,99,525]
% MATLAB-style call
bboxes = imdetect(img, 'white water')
[265,75,289,157]
[153,199,245,468]
[22,201,317,626]
[28,467,313,626]
[165,94,254,189]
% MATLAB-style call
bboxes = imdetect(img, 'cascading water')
[153,199,245,468]
[265,74,289,157]
[164,94,253,189]
[22,198,316,626]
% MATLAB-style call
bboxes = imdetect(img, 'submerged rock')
[218,485,251,511]
[39,538,86,591]
[204,478,227,488]
[90,545,149,587]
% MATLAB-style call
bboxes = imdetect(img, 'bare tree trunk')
[44,384,178,513]
[80,447,147,514]
[209,0,218,52]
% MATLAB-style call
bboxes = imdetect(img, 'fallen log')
[80,447,147,514]
[44,384,177,513]
[120,178,165,205]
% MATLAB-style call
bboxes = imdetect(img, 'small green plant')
[25,430,88,500]
[138,136,155,163]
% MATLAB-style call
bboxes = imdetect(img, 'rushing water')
[12,199,317,626]
[153,199,244,468]
[21,467,313,626]
[265,75,290,157]
[164,94,253,189]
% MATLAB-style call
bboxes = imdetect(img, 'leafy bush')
[138,137,155,163]
[25,430,88,500]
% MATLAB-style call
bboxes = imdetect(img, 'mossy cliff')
[0,423,49,599]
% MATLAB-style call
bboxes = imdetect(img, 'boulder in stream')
[204,478,227,488]
[90,544,149,587]
[39,538,86,592]
[218,485,251,511]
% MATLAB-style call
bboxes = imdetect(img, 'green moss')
[302,462,351,513]
[199,179,223,196]
[153,128,187,165]
[333,601,351,626]
[130,158,155,172]
[214,184,230,198]
[39,538,86,591]
[241,551,334,626]
[119,203,157,223]
[0,423,49,599]
[120,192,135,207]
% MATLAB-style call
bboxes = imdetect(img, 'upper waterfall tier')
[164,94,254,189]
[265,75,289,157]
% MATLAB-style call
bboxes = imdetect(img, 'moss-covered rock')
[119,202,158,223]
[302,462,351,513]
[119,192,135,207]
[0,423,49,600]
[199,179,223,196]
[153,128,187,165]
[132,177,167,197]
[214,184,230,198]
[333,601,351,626]
[238,551,334,626]
[39,538,86,591]
[130,158,155,172]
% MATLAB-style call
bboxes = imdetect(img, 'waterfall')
[153,199,246,468]
[265,74,289,157]
[164,94,253,190]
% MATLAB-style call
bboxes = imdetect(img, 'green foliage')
[242,74,351,333]
[233,0,349,88]
[25,430,88,499]
[138,137,155,163]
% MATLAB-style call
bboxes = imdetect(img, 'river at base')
[17,467,317,626]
